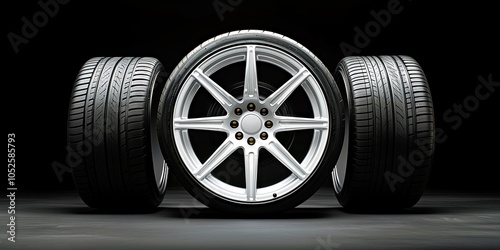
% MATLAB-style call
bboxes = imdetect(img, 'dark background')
[4,0,499,192]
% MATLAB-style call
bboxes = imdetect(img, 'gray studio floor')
[2,188,500,249]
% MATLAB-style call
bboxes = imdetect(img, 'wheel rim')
[173,44,330,202]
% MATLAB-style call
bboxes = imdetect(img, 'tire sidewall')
[143,58,169,207]
[332,59,357,207]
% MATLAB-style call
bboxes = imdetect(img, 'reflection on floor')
[3,188,500,249]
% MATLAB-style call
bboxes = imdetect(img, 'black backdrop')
[4,0,499,192]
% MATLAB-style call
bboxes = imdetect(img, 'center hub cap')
[241,114,262,134]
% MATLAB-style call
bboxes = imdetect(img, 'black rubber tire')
[333,56,435,210]
[157,30,345,214]
[68,57,168,211]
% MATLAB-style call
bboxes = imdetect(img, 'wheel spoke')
[173,116,227,132]
[195,139,236,180]
[244,149,259,201]
[263,68,310,109]
[266,141,307,180]
[275,116,328,132]
[192,69,238,109]
[243,46,259,99]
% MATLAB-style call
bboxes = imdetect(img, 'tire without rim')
[158,30,345,214]
[68,57,168,211]
[333,55,435,210]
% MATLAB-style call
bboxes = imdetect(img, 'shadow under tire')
[333,55,435,210]
[68,57,168,211]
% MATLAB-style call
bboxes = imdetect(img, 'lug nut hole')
[265,120,273,128]
[235,132,243,140]
[247,103,256,111]
[260,132,268,140]
[230,120,239,128]
[247,137,256,145]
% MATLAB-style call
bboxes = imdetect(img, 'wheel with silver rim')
[158,30,344,214]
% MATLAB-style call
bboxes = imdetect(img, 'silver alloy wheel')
[172,44,330,202]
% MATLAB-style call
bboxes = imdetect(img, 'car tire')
[333,55,435,210]
[157,30,345,214]
[68,57,168,211]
